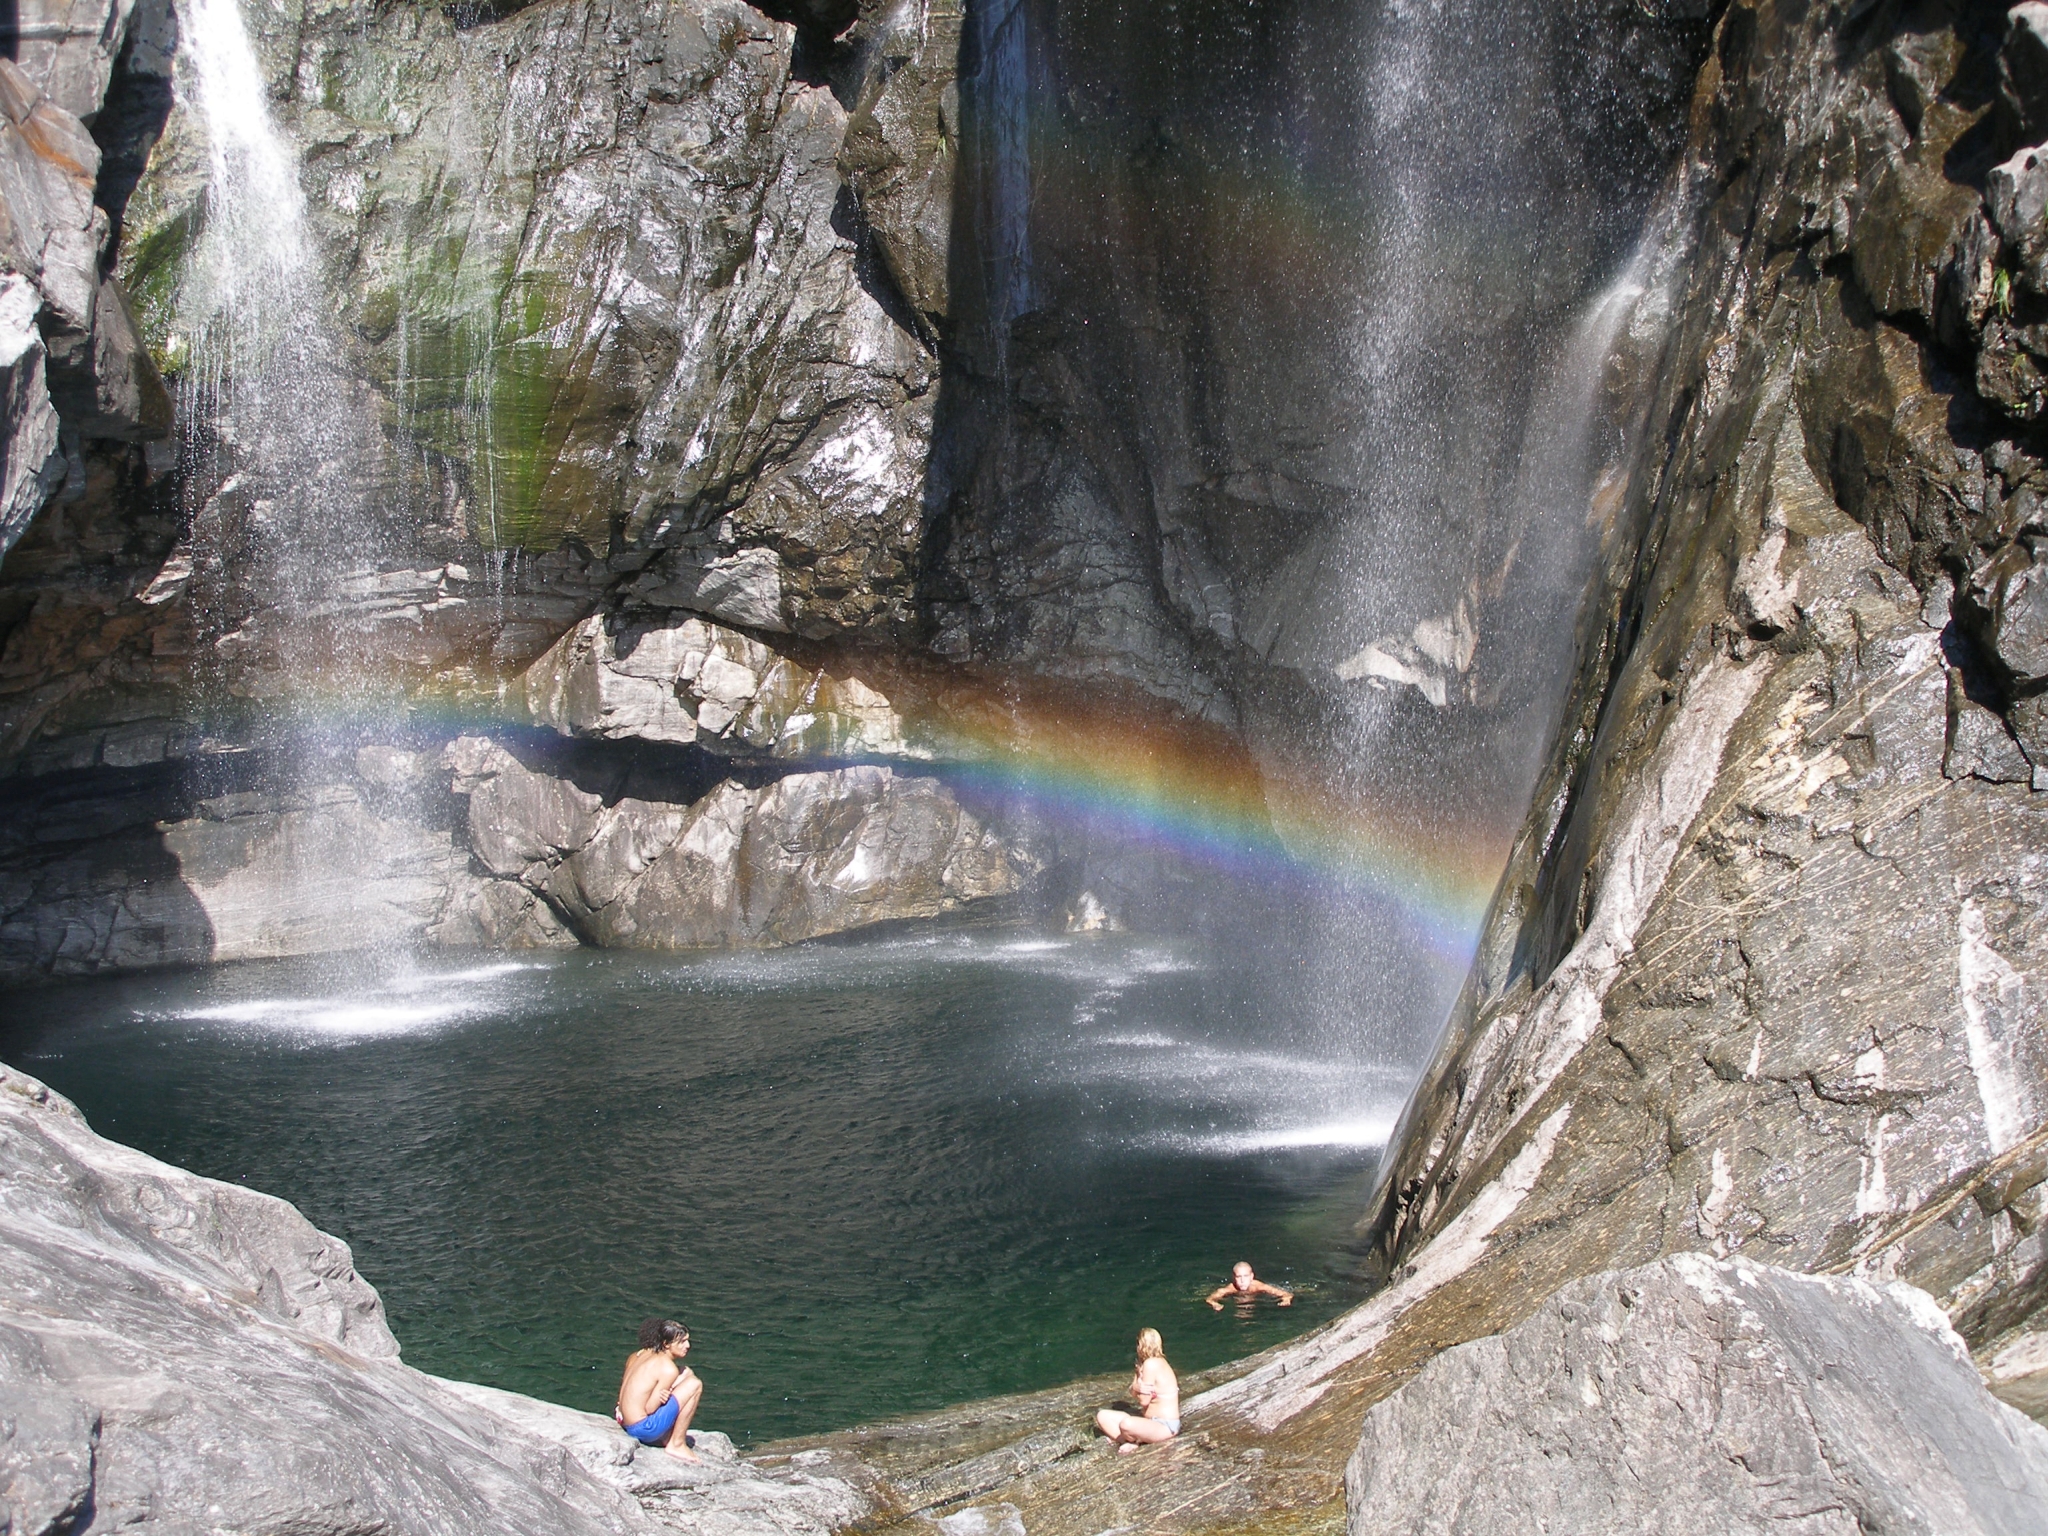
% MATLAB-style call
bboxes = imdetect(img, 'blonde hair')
[1135,1328,1164,1360]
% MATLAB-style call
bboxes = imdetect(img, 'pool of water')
[2,933,1396,1443]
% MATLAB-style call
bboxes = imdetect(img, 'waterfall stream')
[1228,0,1691,1089]
[172,0,428,957]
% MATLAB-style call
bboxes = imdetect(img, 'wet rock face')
[1346,1257,2048,1536]
[2,0,948,780]
[920,0,1713,717]
[124,0,934,631]
[0,1061,875,1536]
[1363,0,2048,1419]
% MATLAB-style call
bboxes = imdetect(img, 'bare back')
[618,1348,681,1422]
[1133,1356,1178,1423]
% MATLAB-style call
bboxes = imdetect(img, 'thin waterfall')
[172,0,421,958]
[966,0,1037,376]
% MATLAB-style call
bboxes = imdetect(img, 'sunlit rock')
[447,735,1032,948]
[1347,1258,2048,1536]
[0,1061,874,1536]
[524,612,925,760]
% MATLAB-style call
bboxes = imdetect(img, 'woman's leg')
[1116,1417,1175,1447]
[1094,1408,1129,1441]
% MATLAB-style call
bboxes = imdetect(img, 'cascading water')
[1241,0,1695,1110]
[941,0,1706,1151]
[177,0,388,692]
[170,0,432,957]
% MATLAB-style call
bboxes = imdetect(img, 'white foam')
[389,961,545,988]
[174,996,471,1037]
[1142,1114,1394,1155]
[1211,1115,1396,1151]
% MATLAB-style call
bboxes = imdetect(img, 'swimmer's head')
[1232,1263,1254,1290]
[1136,1328,1164,1361]
[639,1318,689,1352]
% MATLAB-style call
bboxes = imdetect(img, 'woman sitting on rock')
[1094,1328,1180,1452]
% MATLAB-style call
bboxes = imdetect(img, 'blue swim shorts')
[622,1393,681,1446]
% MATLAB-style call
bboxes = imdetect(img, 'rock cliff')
[1347,1256,2048,1536]
[1348,0,2048,1415]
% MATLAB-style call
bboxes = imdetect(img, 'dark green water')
[3,934,1397,1443]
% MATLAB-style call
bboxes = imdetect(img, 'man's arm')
[1256,1280,1293,1305]
[1204,1285,1233,1310]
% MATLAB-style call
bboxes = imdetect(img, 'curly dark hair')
[637,1318,688,1351]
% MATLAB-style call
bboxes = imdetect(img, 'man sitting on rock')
[1206,1261,1293,1310]
[615,1318,702,1459]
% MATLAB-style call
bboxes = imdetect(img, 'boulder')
[523,611,928,760]
[1346,1257,2048,1536]
[0,1060,873,1535]
[448,736,1032,948]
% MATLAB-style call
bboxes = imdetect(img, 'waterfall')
[1257,0,1691,1088]
[176,0,391,707]
[179,0,309,364]
[170,0,428,960]
[965,0,1037,374]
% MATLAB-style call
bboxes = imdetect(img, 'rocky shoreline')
[8,1057,2048,1536]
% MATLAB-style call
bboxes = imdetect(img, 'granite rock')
[524,610,927,760]
[1342,0,2048,1448]
[0,1059,875,1536]
[448,734,1031,949]
[1346,1256,2048,1536]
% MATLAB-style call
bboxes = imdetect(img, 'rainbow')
[899,687,1512,971]
[214,668,1514,975]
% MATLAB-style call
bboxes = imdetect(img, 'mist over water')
[3,934,1383,1442]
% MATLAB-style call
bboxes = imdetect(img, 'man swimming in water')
[1094,1327,1180,1452]
[1206,1261,1293,1310]
[615,1318,702,1459]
